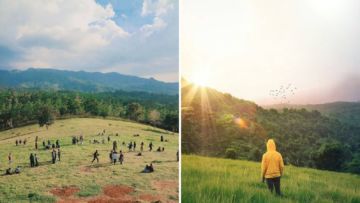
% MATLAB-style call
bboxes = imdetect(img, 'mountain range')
[264,102,360,127]
[0,68,178,95]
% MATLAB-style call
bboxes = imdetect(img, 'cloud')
[141,0,174,17]
[140,0,174,36]
[140,17,167,36]
[0,0,178,82]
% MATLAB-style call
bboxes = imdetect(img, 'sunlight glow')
[188,71,209,87]
[234,117,248,129]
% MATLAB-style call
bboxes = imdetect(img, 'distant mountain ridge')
[264,102,360,127]
[0,68,178,95]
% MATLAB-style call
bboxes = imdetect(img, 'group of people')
[51,148,61,164]
[156,147,165,152]
[5,130,179,180]
[72,135,84,145]
[142,163,154,173]
[15,139,27,146]
[29,153,39,167]
[5,166,21,175]
[109,150,124,165]
[42,139,61,150]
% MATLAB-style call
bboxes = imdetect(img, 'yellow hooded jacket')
[261,139,284,178]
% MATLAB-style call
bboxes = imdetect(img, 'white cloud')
[140,0,175,36]
[0,0,178,82]
[141,0,174,17]
[0,0,130,68]
[0,1,128,49]
[140,17,167,36]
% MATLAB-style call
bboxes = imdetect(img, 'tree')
[346,153,360,174]
[83,98,100,115]
[37,106,55,128]
[163,113,178,132]
[148,109,161,125]
[315,143,349,171]
[126,103,143,121]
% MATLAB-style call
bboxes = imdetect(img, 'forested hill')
[182,79,360,174]
[265,102,360,128]
[0,89,178,132]
[0,68,178,95]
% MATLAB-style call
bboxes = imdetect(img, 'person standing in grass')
[29,153,34,167]
[119,150,124,165]
[8,153,12,165]
[149,142,153,151]
[92,150,99,163]
[113,141,118,151]
[57,148,61,161]
[112,151,118,165]
[140,142,144,151]
[51,149,57,164]
[261,139,284,196]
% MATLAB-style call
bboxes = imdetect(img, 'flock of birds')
[269,83,297,104]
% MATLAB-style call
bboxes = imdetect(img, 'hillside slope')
[182,155,360,203]
[0,118,179,203]
[182,80,360,173]
[265,102,360,128]
[0,68,178,95]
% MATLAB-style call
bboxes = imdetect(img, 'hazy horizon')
[0,67,178,83]
[182,0,360,105]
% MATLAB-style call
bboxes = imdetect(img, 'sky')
[181,0,360,105]
[0,0,178,82]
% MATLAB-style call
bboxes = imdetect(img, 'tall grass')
[182,155,360,203]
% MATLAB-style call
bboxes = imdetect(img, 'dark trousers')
[92,157,99,163]
[266,177,281,195]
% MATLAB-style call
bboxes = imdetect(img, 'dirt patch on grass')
[80,166,92,173]
[103,185,135,198]
[138,194,163,202]
[56,199,83,203]
[51,184,171,203]
[151,180,178,202]
[50,186,80,199]
[152,180,178,192]
[87,196,136,203]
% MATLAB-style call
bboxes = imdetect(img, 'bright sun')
[189,71,209,87]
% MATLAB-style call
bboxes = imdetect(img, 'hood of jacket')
[266,139,276,151]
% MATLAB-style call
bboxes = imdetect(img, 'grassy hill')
[0,118,178,203]
[182,155,360,203]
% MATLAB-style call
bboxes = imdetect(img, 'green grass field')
[0,118,179,203]
[182,155,360,203]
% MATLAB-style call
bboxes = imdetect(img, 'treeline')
[182,81,360,174]
[0,89,178,132]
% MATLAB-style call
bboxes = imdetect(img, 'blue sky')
[0,0,178,82]
[96,0,153,32]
